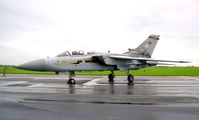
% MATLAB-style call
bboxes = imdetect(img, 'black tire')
[67,78,76,84]
[108,74,115,81]
[128,75,134,83]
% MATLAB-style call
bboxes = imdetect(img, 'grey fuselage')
[16,34,161,72]
[46,53,115,72]
[16,52,155,72]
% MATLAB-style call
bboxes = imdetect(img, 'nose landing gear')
[67,71,76,84]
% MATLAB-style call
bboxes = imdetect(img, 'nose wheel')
[67,71,76,84]
[67,78,76,84]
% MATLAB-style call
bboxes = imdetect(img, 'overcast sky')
[0,0,199,66]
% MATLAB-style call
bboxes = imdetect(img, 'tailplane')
[125,34,160,58]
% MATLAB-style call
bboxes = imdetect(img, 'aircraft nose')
[16,59,46,71]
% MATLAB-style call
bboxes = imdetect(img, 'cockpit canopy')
[56,50,86,57]
[56,51,71,57]
[72,50,84,55]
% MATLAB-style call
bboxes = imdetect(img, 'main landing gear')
[108,71,115,82]
[127,69,134,83]
[108,70,134,84]
[66,70,134,84]
[67,71,76,84]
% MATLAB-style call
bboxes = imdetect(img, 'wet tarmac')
[0,74,199,120]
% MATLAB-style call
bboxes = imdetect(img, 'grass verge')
[0,67,199,76]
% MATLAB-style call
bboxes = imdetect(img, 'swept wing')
[108,55,189,63]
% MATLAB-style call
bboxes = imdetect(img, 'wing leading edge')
[91,55,189,71]
[108,55,189,63]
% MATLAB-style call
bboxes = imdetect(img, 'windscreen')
[56,51,71,57]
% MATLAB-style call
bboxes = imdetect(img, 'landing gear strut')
[67,71,76,84]
[108,71,115,82]
[127,70,134,83]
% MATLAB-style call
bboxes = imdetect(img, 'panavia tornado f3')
[16,34,188,84]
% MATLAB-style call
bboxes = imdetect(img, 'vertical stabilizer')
[126,34,160,58]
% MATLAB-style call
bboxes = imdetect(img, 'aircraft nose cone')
[16,59,46,71]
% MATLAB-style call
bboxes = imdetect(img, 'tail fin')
[126,34,160,58]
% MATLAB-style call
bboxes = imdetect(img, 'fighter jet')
[16,34,188,84]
